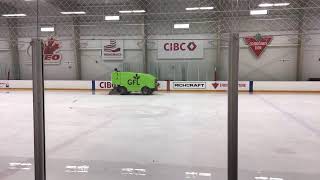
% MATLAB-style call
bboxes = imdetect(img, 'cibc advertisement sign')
[158,40,204,59]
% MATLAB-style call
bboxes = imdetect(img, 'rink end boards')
[1,80,320,93]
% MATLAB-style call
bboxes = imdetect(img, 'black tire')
[115,86,121,93]
[118,86,128,95]
[141,87,152,95]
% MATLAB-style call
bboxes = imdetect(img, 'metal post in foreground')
[32,39,46,180]
[228,33,239,180]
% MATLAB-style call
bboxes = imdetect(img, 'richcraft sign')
[173,82,206,89]
[158,40,204,59]
[244,34,273,58]
[43,37,62,64]
[102,39,124,60]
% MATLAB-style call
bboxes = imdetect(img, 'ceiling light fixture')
[119,10,146,14]
[41,27,55,32]
[119,10,132,13]
[258,3,274,7]
[186,7,199,11]
[250,9,268,15]
[274,3,290,6]
[132,10,146,13]
[2,14,27,17]
[199,7,214,10]
[105,16,120,21]
[174,23,190,29]
[60,11,86,15]
[186,7,214,11]
[259,2,290,7]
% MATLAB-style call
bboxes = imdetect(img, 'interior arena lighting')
[259,3,290,7]
[119,10,146,13]
[199,7,214,10]
[174,23,190,29]
[119,10,132,13]
[186,7,214,11]
[132,10,146,13]
[2,14,26,17]
[186,7,199,11]
[255,177,269,180]
[250,9,268,15]
[41,27,55,32]
[258,3,274,7]
[274,3,290,6]
[254,177,284,180]
[60,11,86,15]
[105,16,120,21]
[198,173,212,177]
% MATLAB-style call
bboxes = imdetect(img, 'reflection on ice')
[65,165,89,173]
[121,168,147,176]
[255,177,284,180]
[8,162,32,170]
[185,171,212,179]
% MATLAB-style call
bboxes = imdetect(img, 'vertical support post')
[73,17,82,80]
[32,39,46,180]
[140,0,149,73]
[166,80,171,92]
[197,65,200,81]
[143,39,148,73]
[297,34,304,81]
[173,65,176,81]
[142,15,148,73]
[215,20,222,81]
[8,19,21,80]
[92,80,96,95]
[296,0,307,81]
[228,33,239,180]
[249,81,254,93]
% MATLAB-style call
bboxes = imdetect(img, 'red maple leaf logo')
[43,37,61,55]
[244,34,272,57]
[212,82,219,89]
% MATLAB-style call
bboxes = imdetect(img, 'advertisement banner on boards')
[158,40,204,59]
[172,82,206,89]
[210,81,249,91]
[96,81,114,90]
[0,81,9,88]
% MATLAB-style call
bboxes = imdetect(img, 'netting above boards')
[0,0,320,40]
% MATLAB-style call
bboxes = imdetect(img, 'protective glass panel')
[0,0,37,180]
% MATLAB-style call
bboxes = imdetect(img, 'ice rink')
[0,90,319,180]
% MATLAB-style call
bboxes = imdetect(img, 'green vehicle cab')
[110,70,158,95]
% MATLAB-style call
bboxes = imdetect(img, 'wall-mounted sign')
[244,34,273,58]
[158,40,204,59]
[43,36,62,64]
[102,39,124,60]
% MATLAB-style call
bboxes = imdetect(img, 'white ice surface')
[0,91,319,180]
